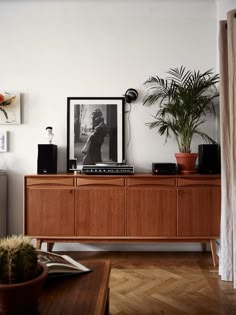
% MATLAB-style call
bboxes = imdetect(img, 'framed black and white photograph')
[67,97,124,171]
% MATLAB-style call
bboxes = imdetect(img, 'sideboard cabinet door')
[75,188,125,236]
[177,187,221,237]
[127,188,177,236]
[25,187,75,236]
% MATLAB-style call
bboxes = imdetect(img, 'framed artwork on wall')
[0,92,21,125]
[0,131,7,152]
[67,97,124,171]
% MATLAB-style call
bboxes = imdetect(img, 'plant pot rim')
[175,152,198,157]
[0,262,48,289]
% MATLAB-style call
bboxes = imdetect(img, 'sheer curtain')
[219,9,236,288]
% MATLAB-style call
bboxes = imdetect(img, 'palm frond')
[193,130,216,144]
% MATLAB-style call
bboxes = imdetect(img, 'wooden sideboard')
[24,173,221,265]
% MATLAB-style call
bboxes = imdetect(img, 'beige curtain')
[219,9,236,288]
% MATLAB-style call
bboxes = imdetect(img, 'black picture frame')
[67,97,125,171]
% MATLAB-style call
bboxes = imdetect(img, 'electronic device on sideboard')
[152,163,177,175]
[82,162,134,175]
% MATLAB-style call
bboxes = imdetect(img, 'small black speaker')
[37,144,57,174]
[198,144,220,174]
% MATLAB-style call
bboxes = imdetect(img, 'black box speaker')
[37,144,57,174]
[198,144,221,174]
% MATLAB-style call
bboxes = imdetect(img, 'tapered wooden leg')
[210,239,218,267]
[105,288,110,315]
[201,242,207,251]
[36,239,42,250]
[47,242,54,252]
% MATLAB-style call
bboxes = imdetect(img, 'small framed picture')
[67,97,124,171]
[0,131,7,152]
[0,92,21,125]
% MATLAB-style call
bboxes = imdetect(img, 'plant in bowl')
[0,235,48,315]
[142,66,219,174]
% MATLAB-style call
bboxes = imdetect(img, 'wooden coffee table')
[38,260,111,315]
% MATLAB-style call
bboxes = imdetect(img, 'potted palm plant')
[142,66,219,174]
[0,235,48,315]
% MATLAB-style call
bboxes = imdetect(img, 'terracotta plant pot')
[175,153,198,174]
[0,262,48,315]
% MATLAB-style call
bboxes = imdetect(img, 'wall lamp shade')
[125,88,138,103]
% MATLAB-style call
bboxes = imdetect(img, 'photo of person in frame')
[81,108,107,165]
[73,103,118,166]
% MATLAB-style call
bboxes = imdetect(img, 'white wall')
[0,0,218,250]
[216,0,236,20]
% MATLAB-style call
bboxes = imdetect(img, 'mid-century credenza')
[24,173,221,266]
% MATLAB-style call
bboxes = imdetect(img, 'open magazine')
[37,250,91,277]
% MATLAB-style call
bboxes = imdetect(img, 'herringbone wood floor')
[58,251,236,315]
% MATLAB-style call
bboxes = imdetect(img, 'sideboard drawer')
[177,177,221,187]
[76,177,125,187]
[25,177,74,187]
[126,177,176,187]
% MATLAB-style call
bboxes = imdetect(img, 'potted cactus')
[0,235,48,315]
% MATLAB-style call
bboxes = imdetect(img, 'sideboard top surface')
[24,173,221,179]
